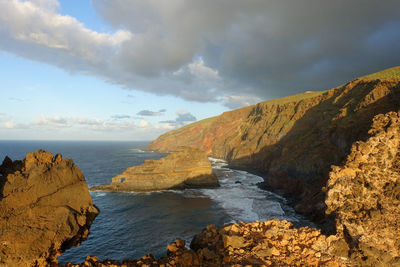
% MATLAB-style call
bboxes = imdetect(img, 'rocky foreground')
[0,150,99,266]
[64,220,348,267]
[91,146,218,192]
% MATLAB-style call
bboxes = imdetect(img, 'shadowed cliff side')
[147,66,400,226]
[0,150,99,267]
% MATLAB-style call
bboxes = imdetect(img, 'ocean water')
[0,140,308,264]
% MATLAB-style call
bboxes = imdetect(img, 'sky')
[0,0,399,141]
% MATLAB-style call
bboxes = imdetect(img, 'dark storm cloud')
[1,0,400,106]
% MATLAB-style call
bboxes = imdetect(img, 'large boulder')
[0,150,99,266]
[326,111,400,266]
[92,146,218,192]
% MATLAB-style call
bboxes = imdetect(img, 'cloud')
[111,114,132,119]
[0,113,177,140]
[0,113,12,122]
[1,0,400,104]
[160,110,197,127]
[222,95,263,109]
[137,109,166,116]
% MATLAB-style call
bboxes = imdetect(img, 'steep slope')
[147,66,400,223]
[0,150,99,266]
[326,111,400,266]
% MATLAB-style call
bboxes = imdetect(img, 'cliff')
[326,111,400,266]
[147,66,400,223]
[0,150,99,266]
[91,146,218,192]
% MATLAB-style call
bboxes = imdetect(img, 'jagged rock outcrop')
[64,219,349,267]
[326,111,400,266]
[92,146,218,192]
[0,150,99,267]
[147,66,400,223]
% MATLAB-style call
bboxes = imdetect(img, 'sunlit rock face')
[147,69,400,223]
[91,146,219,192]
[326,111,400,266]
[0,150,99,267]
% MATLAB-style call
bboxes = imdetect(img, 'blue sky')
[0,0,399,140]
[0,0,229,140]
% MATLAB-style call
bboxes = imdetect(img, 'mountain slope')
[147,66,400,223]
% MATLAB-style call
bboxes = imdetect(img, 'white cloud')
[0,113,12,122]
[138,120,150,128]
[222,95,262,109]
[3,122,17,129]
[0,114,176,140]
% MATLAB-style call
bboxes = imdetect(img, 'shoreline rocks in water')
[91,146,219,192]
[0,150,99,266]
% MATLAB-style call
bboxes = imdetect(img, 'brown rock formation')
[64,219,349,267]
[326,111,400,266]
[147,66,400,223]
[0,150,99,267]
[91,146,218,192]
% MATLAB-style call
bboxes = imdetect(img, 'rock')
[91,146,218,192]
[223,235,247,249]
[147,67,400,224]
[326,111,400,266]
[64,218,351,266]
[0,150,99,266]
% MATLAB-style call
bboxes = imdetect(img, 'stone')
[326,111,400,266]
[223,235,247,249]
[91,146,218,192]
[0,150,99,266]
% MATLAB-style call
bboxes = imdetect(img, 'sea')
[0,140,310,264]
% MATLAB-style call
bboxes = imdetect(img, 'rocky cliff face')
[0,150,99,266]
[326,111,400,266]
[92,146,218,192]
[147,67,400,223]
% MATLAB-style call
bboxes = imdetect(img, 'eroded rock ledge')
[326,111,400,266]
[0,150,99,267]
[91,146,218,192]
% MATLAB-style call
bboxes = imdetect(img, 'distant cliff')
[147,66,400,223]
